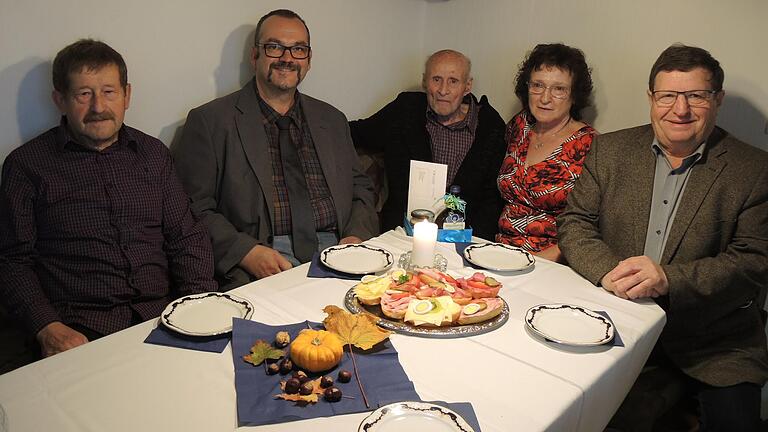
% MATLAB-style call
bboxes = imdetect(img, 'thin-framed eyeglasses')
[257,42,311,59]
[528,81,570,99]
[651,90,719,107]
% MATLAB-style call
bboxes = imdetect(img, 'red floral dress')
[496,111,596,252]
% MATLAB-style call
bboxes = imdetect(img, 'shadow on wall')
[165,25,255,151]
[11,59,60,146]
[718,93,768,151]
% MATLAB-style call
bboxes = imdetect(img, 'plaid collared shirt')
[0,118,216,336]
[257,91,337,236]
[425,94,479,187]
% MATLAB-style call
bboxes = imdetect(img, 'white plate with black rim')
[160,292,254,337]
[524,303,614,346]
[358,401,475,432]
[463,242,535,271]
[320,244,394,275]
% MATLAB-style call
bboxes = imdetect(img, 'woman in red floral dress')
[497,44,596,262]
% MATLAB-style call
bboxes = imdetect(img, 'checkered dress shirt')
[425,94,479,186]
[256,91,337,236]
[0,119,217,336]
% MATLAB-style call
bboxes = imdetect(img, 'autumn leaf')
[275,393,318,404]
[243,339,285,366]
[322,305,391,350]
[275,377,324,405]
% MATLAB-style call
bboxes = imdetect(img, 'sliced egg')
[390,268,407,281]
[462,303,482,316]
[413,299,434,315]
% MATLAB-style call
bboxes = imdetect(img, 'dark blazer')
[559,125,768,386]
[349,92,506,240]
[173,80,378,288]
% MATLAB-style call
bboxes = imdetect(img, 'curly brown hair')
[514,43,593,121]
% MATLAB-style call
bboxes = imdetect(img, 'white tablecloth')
[0,230,665,431]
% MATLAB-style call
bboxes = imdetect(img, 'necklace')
[532,117,571,150]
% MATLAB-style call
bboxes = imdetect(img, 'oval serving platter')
[344,288,509,338]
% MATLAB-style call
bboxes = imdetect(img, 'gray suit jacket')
[173,80,378,288]
[559,124,768,386]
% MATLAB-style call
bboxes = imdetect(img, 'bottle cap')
[449,185,461,195]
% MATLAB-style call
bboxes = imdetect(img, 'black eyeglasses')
[651,90,719,107]
[257,42,311,59]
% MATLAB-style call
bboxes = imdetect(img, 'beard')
[266,61,303,90]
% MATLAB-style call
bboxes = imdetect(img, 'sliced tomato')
[465,279,490,289]
[439,272,458,286]
[386,291,411,300]
[415,287,435,298]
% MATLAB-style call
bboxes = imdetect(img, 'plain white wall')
[0,0,427,162]
[1,0,767,164]
[422,0,768,149]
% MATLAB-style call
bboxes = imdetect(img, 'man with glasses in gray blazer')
[173,9,378,289]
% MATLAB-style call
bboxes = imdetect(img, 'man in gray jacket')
[559,44,768,431]
[173,9,377,289]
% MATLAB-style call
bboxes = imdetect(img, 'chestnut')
[337,370,352,383]
[324,386,342,402]
[292,371,310,383]
[279,359,294,375]
[320,375,334,388]
[284,378,301,394]
[299,381,314,396]
[266,363,280,375]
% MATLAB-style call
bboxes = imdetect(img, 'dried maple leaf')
[275,393,319,404]
[322,305,391,350]
[322,305,392,409]
[275,377,323,405]
[242,339,285,366]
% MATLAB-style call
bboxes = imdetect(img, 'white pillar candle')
[412,220,438,267]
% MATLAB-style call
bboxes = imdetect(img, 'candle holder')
[398,251,448,272]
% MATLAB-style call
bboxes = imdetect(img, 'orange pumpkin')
[290,329,343,372]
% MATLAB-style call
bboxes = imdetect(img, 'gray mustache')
[84,114,114,123]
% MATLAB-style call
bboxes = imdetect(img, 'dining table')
[0,229,666,432]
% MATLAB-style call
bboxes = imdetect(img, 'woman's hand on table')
[36,321,89,357]
[240,245,293,279]
[534,244,563,263]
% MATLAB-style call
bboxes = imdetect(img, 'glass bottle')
[434,185,466,230]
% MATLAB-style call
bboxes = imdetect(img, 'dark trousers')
[608,346,762,432]
[697,381,761,432]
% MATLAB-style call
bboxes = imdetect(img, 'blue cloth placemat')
[232,318,420,427]
[306,253,362,280]
[439,401,481,432]
[144,324,230,353]
[595,311,624,347]
[454,242,476,267]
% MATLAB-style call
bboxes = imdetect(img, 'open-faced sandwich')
[354,268,504,327]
